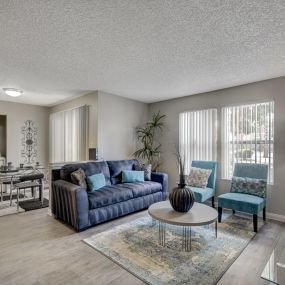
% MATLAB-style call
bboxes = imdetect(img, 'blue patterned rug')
[84,215,256,285]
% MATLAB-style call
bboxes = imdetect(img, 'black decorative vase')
[169,176,195,212]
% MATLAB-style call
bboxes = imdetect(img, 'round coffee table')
[148,201,218,251]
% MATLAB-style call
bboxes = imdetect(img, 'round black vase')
[169,183,195,212]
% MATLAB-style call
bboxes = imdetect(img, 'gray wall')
[50,91,149,161]
[149,77,285,216]
[97,91,149,160]
[0,101,49,166]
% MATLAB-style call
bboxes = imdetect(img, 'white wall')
[49,92,98,150]
[149,77,285,216]
[97,91,149,160]
[0,101,49,166]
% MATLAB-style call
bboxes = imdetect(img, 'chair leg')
[218,207,222,223]
[263,207,266,221]
[10,184,13,206]
[253,214,258,232]
[211,197,215,208]
[17,188,19,211]
[0,183,3,202]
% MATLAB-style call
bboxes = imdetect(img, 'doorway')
[0,115,7,165]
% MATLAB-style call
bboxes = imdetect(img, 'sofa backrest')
[107,159,139,184]
[60,161,111,185]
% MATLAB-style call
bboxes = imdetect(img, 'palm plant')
[133,111,166,171]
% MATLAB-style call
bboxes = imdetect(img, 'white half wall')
[149,76,285,216]
[0,100,49,166]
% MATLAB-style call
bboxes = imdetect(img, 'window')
[179,108,217,174]
[50,105,89,163]
[221,101,274,183]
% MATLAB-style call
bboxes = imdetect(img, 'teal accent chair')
[218,163,268,232]
[190,160,217,208]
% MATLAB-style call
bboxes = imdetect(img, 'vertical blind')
[179,108,217,174]
[50,105,89,163]
[221,101,274,183]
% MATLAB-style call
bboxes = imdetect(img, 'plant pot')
[169,183,195,213]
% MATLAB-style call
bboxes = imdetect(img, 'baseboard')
[266,212,285,223]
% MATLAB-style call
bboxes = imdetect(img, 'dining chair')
[11,173,44,210]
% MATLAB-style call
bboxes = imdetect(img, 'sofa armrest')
[151,172,168,199]
[52,180,90,231]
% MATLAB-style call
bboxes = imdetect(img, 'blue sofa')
[51,159,168,231]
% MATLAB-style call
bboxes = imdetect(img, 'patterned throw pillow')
[188,167,212,188]
[230,176,267,198]
[135,163,152,181]
[71,168,87,189]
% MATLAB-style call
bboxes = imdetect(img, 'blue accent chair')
[190,160,217,208]
[218,163,268,232]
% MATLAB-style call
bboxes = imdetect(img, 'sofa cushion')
[122,170,145,183]
[218,192,265,214]
[60,161,111,185]
[88,185,134,209]
[190,186,214,203]
[70,168,87,189]
[115,181,162,198]
[134,163,152,181]
[107,159,139,184]
[86,173,106,192]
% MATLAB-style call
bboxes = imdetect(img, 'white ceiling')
[0,1,285,106]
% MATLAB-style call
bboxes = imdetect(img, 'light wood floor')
[0,209,282,285]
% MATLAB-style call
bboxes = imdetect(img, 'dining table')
[0,166,47,203]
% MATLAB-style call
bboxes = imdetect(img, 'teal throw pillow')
[86,173,106,192]
[122,170,145,183]
[230,176,267,198]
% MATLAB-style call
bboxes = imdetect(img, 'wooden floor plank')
[0,209,281,285]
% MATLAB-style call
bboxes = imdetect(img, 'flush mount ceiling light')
[3,88,23,97]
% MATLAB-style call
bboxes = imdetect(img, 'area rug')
[84,215,255,285]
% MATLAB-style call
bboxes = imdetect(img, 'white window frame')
[221,101,274,184]
[179,108,218,174]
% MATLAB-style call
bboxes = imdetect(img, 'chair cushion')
[88,185,134,209]
[115,181,162,198]
[190,187,214,203]
[188,167,212,188]
[107,159,139,184]
[231,176,267,198]
[218,192,265,214]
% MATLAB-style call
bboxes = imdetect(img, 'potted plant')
[133,111,166,171]
[169,149,195,212]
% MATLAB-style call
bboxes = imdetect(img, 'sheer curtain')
[50,105,89,163]
[179,108,217,174]
[221,101,274,183]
